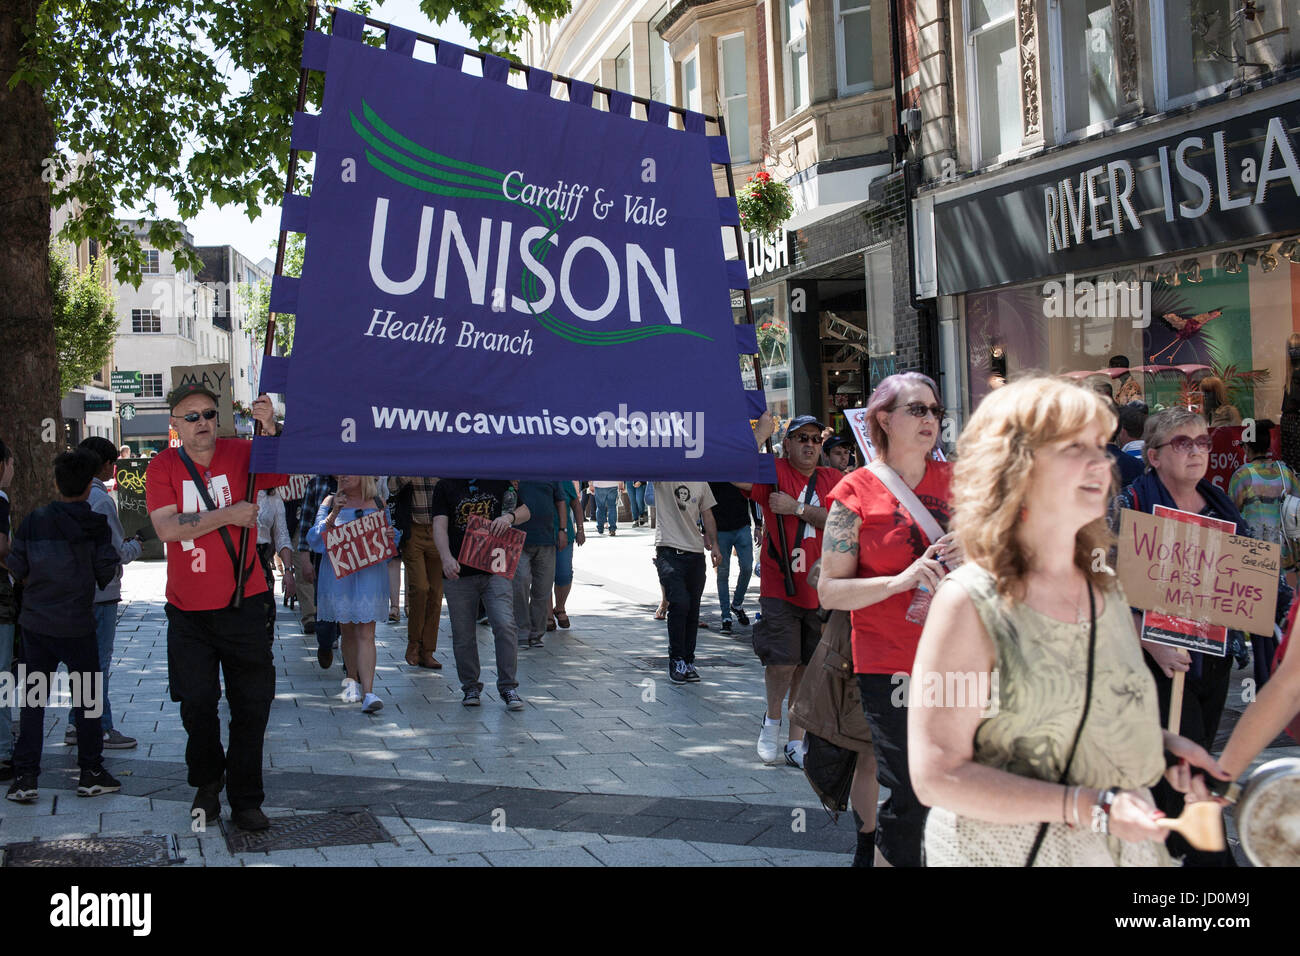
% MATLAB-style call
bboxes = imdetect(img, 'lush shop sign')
[933,95,1300,294]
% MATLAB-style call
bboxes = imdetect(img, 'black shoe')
[318,644,333,669]
[529,635,544,648]
[668,659,688,684]
[191,774,223,823]
[0,760,13,782]
[684,662,701,682]
[609,529,616,537]
[6,774,38,802]
[303,620,316,634]
[463,689,482,707]
[76,767,122,797]
[732,606,749,626]
[232,807,271,831]
[720,619,732,634]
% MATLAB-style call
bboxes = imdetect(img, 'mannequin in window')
[1282,333,1300,474]
[1199,376,1241,427]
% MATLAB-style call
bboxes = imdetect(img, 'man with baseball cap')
[822,435,856,474]
[146,383,286,831]
[737,412,843,767]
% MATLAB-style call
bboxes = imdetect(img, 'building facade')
[195,244,276,419]
[909,0,1300,485]
[522,0,920,435]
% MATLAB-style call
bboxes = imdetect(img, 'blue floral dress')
[307,500,393,624]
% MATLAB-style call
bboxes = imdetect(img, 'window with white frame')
[717,34,750,163]
[649,5,670,102]
[835,0,872,96]
[682,51,701,113]
[966,0,1021,165]
[614,44,631,93]
[131,309,161,333]
[783,0,809,116]
[141,373,163,398]
[1153,0,1234,109]
[141,249,160,274]
[1050,0,1118,137]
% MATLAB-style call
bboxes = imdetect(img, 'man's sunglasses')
[788,432,822,445]
[1156,435,1212,453]
[175,409,218,423]
[893,402,945,420]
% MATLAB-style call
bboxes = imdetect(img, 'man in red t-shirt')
[146,383,286,831]
[737,412,843,768]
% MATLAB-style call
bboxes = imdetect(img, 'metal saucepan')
[1235,757,1300,867]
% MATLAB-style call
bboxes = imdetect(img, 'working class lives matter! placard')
[255,9,773,484]
[1116,508,1281,648]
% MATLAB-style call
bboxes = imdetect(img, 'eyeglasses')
[788,432,823,445]
[892,402,945,420]
[1156,435,1212,453]
[175,409,218,423]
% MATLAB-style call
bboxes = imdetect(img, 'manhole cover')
[223,810,393,854]
[636,656,746,669]
[3,834,182,867]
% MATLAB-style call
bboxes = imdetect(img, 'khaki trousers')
[403,523,444,652]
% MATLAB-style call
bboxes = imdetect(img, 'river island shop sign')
[933,98,1300,294]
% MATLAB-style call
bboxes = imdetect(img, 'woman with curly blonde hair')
[909,375,1225,866]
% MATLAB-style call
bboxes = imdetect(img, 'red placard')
[457,513,525,579]
[1205,425,1245,494]
[1140,505,1232,657]
[325,508,396,579]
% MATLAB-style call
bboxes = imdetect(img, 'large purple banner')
[253,9,773,482]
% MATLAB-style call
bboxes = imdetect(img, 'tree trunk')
[0,0,59,526]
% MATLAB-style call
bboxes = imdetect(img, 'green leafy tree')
[0,0,569,520]
[49,246,117,395]
[241,232,305,356]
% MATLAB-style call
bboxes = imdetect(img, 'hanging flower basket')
[737,170,793,239]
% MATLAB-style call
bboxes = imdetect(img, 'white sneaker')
[784,739,806,770]
[361,693,383,713]
[757,715,781,764]
[340,679,362,703]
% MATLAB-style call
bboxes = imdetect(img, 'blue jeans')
[0,623,12,761]
[715,527,753,622]
[625,482,646,523]
[62,603,117,734]
[594,487,619,532]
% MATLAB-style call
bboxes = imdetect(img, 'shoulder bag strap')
[177,447,243,606]
[867,459,944,545]
[766,474,818,564]
[1026,582,1098,866]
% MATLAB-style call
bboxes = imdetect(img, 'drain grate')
[636,656,746,669]
[3,834,182,867]
[222,810,392,854]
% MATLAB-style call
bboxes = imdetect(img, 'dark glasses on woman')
[176,409,218,423]
[1156,435,1212,453]
[893,402,944,420]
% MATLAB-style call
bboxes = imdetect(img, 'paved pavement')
[1,521,861,866]
[4,518,1294,866]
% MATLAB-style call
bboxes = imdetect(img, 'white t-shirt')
[653,482,716,553]
[592,480,620,489]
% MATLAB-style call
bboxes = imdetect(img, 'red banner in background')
[1206,425,1245,493]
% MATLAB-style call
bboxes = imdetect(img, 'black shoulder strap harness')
[766,475,818,566]
[177,446,243,608]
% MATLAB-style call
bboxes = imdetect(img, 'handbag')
[802,733,857,819]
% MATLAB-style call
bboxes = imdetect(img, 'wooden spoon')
[1156,801,1226,852]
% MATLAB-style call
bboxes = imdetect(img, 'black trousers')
[655,547,706,663]
[858,673,927,867]
[14,629,103,775]
[1146,649,1236,866]
[165,594,275,811]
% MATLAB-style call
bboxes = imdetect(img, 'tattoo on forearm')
[178,513,202,527]
[823,501,860,556]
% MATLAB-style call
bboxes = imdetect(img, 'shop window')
[865,246,895,389]
[682,51,701,113]
[649,5,671,103]
[718,34,750,164]
[1049,0,1119,138]
[736,291,792,420]
[783,0,809,117]
[965,0,1021,166]
[835,0,872,96]
[818,279,869,431]
[614,44,631,94]
[1153,0,1235,110]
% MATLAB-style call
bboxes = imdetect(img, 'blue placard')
[262,27,773,482]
